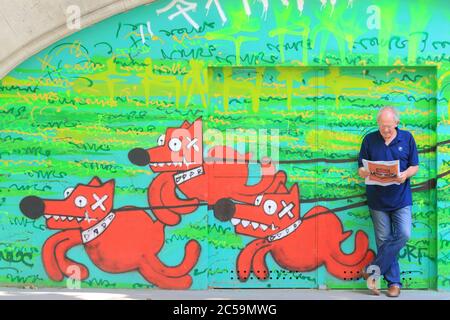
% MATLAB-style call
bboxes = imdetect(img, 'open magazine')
[362,159,400,186]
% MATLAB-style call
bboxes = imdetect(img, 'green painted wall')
[0,0,448,290]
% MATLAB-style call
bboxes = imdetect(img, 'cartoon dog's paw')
[46,266,64,282]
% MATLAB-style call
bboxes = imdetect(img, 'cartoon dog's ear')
[181,120,191,129]
[88,177,102,186]
[289,183,299,199]
[103,179,115,191]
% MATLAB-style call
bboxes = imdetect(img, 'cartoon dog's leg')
[325,231,375,279]
[53,231,89,280]
[42,230,77,281]
[329,230,374,266]
[327,250,376,280]
[325,251,368,280]
[149,173,199,225]
[146,240,201,277]
[251,245,272,280]
[236,238,268,282]
[138,263,193,289]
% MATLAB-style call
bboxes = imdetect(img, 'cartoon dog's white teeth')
[271,223,277,230]
[150,163,157,167]
[53,215,60,221]
[251,222,260,230]
[241,220,250,228]
[67,217,74,221]
[231,218,241,226]
[167,162,172,166]
[76,217,83,222]
[260,224,268,231]
[44,215,51,219]
[158,163,164,167]
[60,216,67,221]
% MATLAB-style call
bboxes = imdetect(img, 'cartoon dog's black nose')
[20,196,45,220]
[213,198,236,222]
[128,148,150,166]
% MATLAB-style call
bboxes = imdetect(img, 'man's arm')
[396,133,420,183]
[395,165,419,184]
[358,166,370,179]
[357,136,370,179]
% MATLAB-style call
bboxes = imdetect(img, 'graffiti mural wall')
[0,0,448,290]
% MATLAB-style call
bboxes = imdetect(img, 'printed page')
[362,159,400,186]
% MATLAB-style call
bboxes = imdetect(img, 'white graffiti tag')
[206,0,227,25]
[156,0,199,30]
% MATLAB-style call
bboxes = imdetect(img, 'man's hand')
[394,171,407,184]
[358,167,370,179]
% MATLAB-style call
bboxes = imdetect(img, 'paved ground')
[0,287,449,300]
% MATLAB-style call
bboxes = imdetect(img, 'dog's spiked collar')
[174,165,204,185]
[82,212,116,244]
[266,219,302,242]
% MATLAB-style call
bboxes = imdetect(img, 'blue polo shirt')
[358,128,419,212]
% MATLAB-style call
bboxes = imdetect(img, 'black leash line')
[109,170,448,214]
[203,139,450,165]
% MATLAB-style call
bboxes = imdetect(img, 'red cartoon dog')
[128,118,286,225]
[19,177,200,289]
[213,180,375,281]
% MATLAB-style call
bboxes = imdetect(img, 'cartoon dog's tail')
[237,170,287,199]
[147,240,201,278]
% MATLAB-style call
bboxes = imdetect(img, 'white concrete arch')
[0,0,157,78]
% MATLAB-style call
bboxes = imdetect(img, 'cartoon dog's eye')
[74,196,87,208]
[157,134,165,146]
[263,200,277,215]
[168,138,182,152]
[254,195,263,206]
[64,187,74,198]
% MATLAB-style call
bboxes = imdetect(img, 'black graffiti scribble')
[85,278,116,288]
[0,245,38,268]
[6,274,43,284]
[160,21,216,37]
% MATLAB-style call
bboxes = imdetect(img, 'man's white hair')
[377,106,399,123]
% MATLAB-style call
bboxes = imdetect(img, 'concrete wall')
[0,0,448,290]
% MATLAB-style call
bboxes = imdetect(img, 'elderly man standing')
[357,106,419,297]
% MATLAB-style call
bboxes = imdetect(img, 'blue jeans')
[367,205,412,288]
